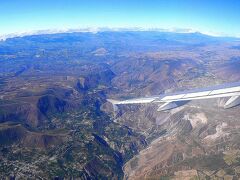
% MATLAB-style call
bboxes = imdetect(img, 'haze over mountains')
[1,27,239,41]
[0,31,240,179]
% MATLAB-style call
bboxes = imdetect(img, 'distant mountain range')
[1,27,239,41]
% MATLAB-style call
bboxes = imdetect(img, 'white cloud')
[0,27,239,41]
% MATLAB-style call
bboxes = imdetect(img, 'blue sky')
[0,0,240,37]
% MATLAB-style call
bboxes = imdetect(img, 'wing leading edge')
[109,82,240,111]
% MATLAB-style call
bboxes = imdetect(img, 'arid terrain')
[0,31,240,179]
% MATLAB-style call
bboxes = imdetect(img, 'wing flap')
[224,96,240,109]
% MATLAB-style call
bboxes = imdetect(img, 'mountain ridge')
[1,27,239,41]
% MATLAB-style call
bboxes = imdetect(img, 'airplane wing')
[109,82,240,111]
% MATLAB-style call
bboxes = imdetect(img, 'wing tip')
[107,99,121,105]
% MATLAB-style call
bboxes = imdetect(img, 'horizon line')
[0,26,239,41]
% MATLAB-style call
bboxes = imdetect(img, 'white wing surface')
[110,82,240,111]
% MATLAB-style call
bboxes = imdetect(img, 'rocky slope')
[123,99,240,179]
